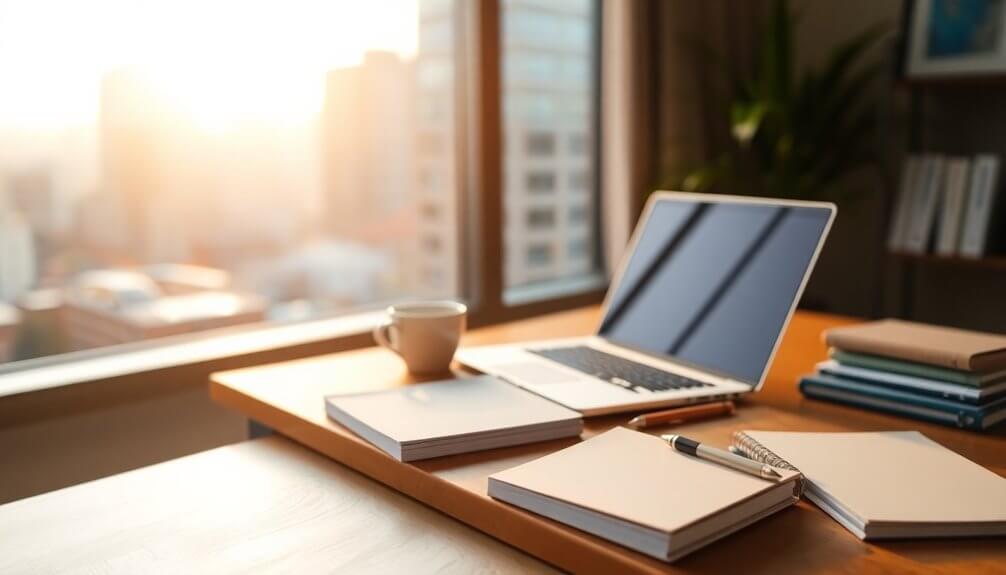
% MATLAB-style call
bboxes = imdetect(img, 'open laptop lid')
[597,192,835,390]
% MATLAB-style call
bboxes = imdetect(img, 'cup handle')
[373,320,398,354]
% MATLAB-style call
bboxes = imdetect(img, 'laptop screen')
[598,196,833,386]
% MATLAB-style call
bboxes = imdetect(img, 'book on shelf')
[935,157,971,256]
[959,154,1001,258]
[888,155,922,251]
[904,154,945,254]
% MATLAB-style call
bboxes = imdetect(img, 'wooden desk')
[210,307,1006,574]
[0,436,556,573]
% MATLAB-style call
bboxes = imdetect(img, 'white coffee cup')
[372,301,468,375]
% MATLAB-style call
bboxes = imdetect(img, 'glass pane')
[501,0,598,290]
[0,0,460,365]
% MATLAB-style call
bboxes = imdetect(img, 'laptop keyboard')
[528,346,713,394]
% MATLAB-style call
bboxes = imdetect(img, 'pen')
[627,400,735,429]
[662,434,782,482]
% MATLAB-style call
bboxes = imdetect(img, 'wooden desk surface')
[210,307,1006,574]
[0,436,556,574]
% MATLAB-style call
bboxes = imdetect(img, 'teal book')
[830,350,1006,387]
[799,373,1006,431]
[817,360,1006,404]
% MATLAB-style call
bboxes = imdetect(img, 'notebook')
[488,427,802,562]
[324,375,582,461]
[829,349,1006,387]
[816,360,1006,404]
[825,319,1006,373]
[732,430,1006,539]
[799,373,1006,430]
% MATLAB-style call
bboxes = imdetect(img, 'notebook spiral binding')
[731,432,806,496]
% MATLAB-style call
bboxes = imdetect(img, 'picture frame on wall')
[906,0,1006,78]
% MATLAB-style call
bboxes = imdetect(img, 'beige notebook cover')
[825,319,1006,372]
[489,427,801,561]
[733,430,1006,539]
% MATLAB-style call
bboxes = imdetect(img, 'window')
[526,244,553,266]
[526,207,556,229]
[569,170,589,191]
[525,132,556,156]
[0,0,463,365]
[0,0,605,373]
[569,204,589,224]
[569,133,588,155]
[526,171,556,193]
[502,0,599,290]
[568,237,590,259]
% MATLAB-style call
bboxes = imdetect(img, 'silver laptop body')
[458,191,836,415]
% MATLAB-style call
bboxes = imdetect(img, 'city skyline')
[0,0,598,364]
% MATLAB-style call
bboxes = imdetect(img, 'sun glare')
[0,0,419,131]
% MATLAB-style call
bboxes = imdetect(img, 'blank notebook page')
[742,431,1006,524]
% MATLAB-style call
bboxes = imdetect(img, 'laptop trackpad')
[498,362,582,385]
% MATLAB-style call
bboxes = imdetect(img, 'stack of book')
[799,319,1006,431]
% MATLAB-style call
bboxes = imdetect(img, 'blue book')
[799,373,1006,431]
[817,360,1006,404]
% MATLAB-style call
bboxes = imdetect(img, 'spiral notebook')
[731,430,1006,539]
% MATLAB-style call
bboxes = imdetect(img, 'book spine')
[905,155,944,254]
[959,155,1000,258]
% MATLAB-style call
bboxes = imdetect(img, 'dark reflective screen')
[599,199,832,385]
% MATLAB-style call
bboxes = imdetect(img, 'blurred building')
[411,0,463,298]
[62,269,266,351]
[143,264,231,295]
[99,69,174,262]
[5,166,65,240]
[0,302,20,363]
[13,288,66,360]
[500,0,595,286]
[0,193,37,302]
[323,52,416,236]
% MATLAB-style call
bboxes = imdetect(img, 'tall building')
[323,52,416,236]
[411,0,595,293]
[99,69,169,261]
[412,0,463,298]
[322,51,435,301]
[0,302,20,363]
[99,69,204,264]
[500,0,595,287]
[0,191,37,302]
[6,166,61,240]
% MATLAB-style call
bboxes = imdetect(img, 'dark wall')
[792,0,1006,331]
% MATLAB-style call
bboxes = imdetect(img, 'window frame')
[0,0,607,403]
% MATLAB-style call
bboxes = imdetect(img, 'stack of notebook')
[799,319,1006,430]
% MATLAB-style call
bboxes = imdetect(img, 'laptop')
[458,191,836,416]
